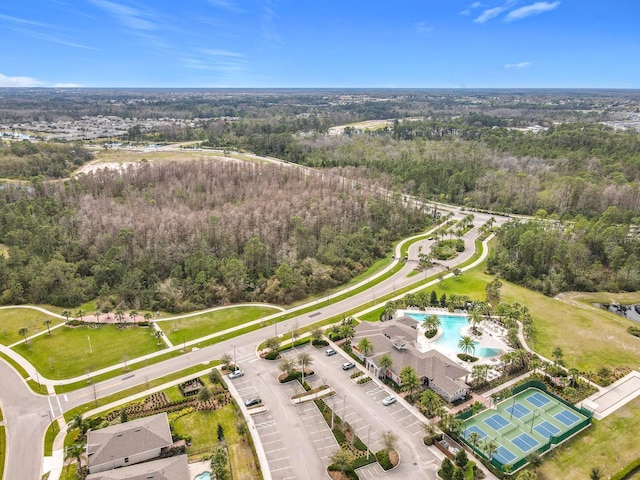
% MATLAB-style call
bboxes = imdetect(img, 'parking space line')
[405,419,423,428]
[258,431,279,437]
[270,464,293,472]
[266,447,287,454]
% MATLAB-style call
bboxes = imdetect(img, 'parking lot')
[226,343,443,479]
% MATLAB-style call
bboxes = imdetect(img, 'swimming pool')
[406,313,500,357]
[194,472,211,480]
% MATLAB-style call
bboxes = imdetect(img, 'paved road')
[0,209,510,480]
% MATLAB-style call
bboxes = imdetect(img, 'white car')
[325,348,337,356]
[382,395,396,406]
[228,369,244,379]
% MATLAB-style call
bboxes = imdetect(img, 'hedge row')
[611,457,640,480]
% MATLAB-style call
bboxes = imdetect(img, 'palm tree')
[70,414,90,438]
[552,346,564,366]
[43,319,53,335]
[61,310,72,322]
[458,336,476,356]
[590,467,603,480]
[297,352,313,385]
[94,310,101,322]
[144,312,153,323]
[357,337,374,357]
[65,442,85,472]
[467,431,480,452]
[129,309,139,322]
[18,327,29,345]
[419,389,444,417]
[115,308,124,323]
[339,323,355,346]
[400,365,420,398]
[75,309,86,322]
[378,354,393,379]
[467,308,483,335]
[383,301,396,321]
[423,314,440,336]
[484,440,498,461]
[153,330,164,345]
[310,326,323,343]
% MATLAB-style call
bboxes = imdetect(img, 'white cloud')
[200,49,245,58]
[504,61,533,69]
[89,0,158,31]
[207,0,245,13]
[0,73,45,87]
[505,1,560,21]
[53,83,83,88]
[414,21,434,33]
[474,6,507,24]
[0,13,53,28]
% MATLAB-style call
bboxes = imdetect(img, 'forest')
[0,159,430,310]
[1,88,640,301]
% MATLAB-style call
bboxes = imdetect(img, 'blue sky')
[1,1,638,88]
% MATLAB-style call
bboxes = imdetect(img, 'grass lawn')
[538,397,640,480]
[13,324,165,379]
[172,404,260,479]
[0,308,63,346]
[164,305,280,345]
[435,265,640,372]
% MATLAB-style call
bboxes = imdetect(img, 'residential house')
[86,412,173,474]
[85,455,189,480]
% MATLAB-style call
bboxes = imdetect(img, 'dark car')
[245,396,261,407]
[342,362,356,370]
[325,348,337,356]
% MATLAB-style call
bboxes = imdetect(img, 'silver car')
[382,395,396,406]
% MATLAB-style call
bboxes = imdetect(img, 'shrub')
[312,339,329,347]
[332,428,346,444]
[353,436,367,451]
[356,376,372,384]
[264,351,280,360]
[628,325,640,338]
[611,456,640,480]
[376,449,393,470]
[457,353,478,362]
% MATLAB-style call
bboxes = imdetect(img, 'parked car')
[342,362,356,370]
[325,348,337,356]
[245,396,261,407]
[382,395,396,406]
[228,369,244,379]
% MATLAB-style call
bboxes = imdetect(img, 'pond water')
[594,303,640,323]
[194,472,211,480]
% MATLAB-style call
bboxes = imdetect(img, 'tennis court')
[460,387,590,472]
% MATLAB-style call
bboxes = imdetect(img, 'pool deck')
[188,460,211,479]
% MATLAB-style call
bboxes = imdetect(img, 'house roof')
[87,413,173,469]
[86,455,189,480]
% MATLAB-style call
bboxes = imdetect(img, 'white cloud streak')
[474,6,507,24]
[88,0,158,31]
[505,1,560,21]
[0,13,53,28]
[504,61,532,69]
[206,0,245,13]
[414,21,434,33]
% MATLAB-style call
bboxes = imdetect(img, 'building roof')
[353,317,470,397]
[86,455,189,480]
[87,413,173,469]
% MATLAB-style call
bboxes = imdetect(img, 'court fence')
[456,383,592,474]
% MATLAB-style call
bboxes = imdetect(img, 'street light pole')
[367,427,371,460]
[87,336,92,353]
[233,345,237,371]
[343,395,347,420]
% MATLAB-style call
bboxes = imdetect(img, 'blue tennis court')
[506,403,531,419]
[534,420,561,438]
[513,432,539,452]
[493,446,517,464]
[484,413,510,430]
[555,409,580,426]
[526,392,551,407]
[463,425,488,440]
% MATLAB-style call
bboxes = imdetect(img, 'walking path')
[581,370,640,420]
